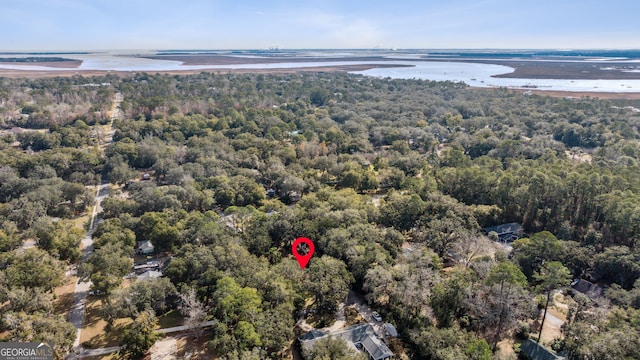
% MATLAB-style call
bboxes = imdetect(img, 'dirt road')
[68,93,121,356]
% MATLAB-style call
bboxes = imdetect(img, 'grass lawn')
[72,207,92,230]
[80,298,132,349]
[304,312,335,329]
[157,310,184,329]
[82,203,95,232]
[53,275,77,316]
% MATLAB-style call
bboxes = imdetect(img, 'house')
[520,339,565,360]
[299,323,393,360]
[482,223,524,243]
[136,240,155,255]
[133,261,160,273]
[571,279,604,301]
[137,270,162,282]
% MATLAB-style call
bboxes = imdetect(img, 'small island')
[0,56,82,68]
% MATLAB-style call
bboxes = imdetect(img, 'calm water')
[1,53,640,93]
[353,61,640,93]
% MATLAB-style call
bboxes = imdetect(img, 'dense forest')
[1,72,640,359]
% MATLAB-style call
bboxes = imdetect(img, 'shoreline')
[0,57,639,100]
[471,86,640,100]
[0,63,404,78]
[140,54,640,81]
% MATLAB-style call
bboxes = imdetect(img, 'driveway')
[311,290,387,340]
[346,290,387,339]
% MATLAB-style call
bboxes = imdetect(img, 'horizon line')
[2,47,640,53]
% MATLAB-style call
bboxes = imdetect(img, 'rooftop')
[482,222,524,236]
[299,323,393,360]
[137,270,162,281]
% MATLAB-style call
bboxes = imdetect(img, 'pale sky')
[2,0,639,51]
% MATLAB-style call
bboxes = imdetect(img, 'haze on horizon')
[2,0,639,51]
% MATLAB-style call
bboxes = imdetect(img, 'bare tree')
[180,288,207,339]
[452,232,493,268]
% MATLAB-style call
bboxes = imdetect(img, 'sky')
[2,0,639,51]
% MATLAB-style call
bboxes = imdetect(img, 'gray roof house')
[136,240,155,255]
[137,270,163,282]
[299,323,393,360]
[482,222,524,243]
[520,339,565,360]
[571,279,604,301]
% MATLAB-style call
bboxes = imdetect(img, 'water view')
[1,52,640,92]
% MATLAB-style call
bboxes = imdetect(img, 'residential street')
[69,182,109,349]
[68,93,121,356]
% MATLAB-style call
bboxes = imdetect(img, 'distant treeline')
[427,49,640,59]
[0,57,76,63]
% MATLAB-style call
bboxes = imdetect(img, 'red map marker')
[292,237,315,269]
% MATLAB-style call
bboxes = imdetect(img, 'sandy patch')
[176,336,215,360]
[53,275,78,316]
[539,307,565,345]
[150,337,177,360]
[496,338,517,360]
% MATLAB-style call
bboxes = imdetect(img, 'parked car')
[372,311,382,322]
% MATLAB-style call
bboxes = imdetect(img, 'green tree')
[211,276,264,352]
[5,287,53,313]
[430,268,474,328]
[558,307,640,359]
[309,88,330,107]
[255,303,295,355]
[534,261,571,343]
[4,248,64,291]
[485,262,527,350]
[305,256,354,314]
[105,277,176,321]
[33,219,83,263]
[0,225,21,252]
[106,154,138,185]
[231,175,265,207]
[119,310,161,359]
[410,326,485,360]
[138,211,180,251]
[512,231,563,279]
[80,242,133,298]
[465,339,492,360]
[303,336,367,360]
[379,192,425,231]
[234,321,262,350]
[213,275,263,324]
[61,181,93,213]
[3,313,76,359]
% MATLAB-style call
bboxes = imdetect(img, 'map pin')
[292,237,315,269]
